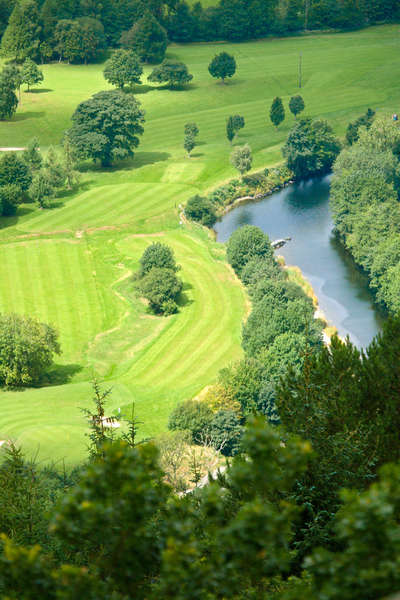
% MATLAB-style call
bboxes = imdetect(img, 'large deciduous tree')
[103,49,143,89]
[54,17,105,64]
[67,89,145,167]
[227,224,273,276]
[0,313,60,386]
[20,58,43,91]
[208,51,236,83]
[120,12,167,64]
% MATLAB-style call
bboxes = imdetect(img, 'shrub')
[138,243,179,277]
[227,225,273,276]
[240,257,284,287]
[168,399,214,443]
[0,313,60,387]
[185,195,217,227]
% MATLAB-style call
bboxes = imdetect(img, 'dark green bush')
[168,399,214,443]
[185,194,217,227]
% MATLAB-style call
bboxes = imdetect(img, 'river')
[215,175,385,348]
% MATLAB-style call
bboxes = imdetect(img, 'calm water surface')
[215,176,385,348]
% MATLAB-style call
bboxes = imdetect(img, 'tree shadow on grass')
[190,152,204,158]
[45,363,83,386]
[177,282,193,308]
[12,111,45,121]
[26,88,53,94]
[125,84,155,95]
[77,152,170,173]
[0,205,35,229]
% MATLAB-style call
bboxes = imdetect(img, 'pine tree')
[22,138,43,171]
[184,133,195,157]
[1,0,41,62]
[270,96,285,128]
[120,12,167,64]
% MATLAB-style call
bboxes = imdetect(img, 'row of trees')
[1,0,398,65]
[331,116,400,313]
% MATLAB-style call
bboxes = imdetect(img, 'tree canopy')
[103,49,143,88]
[121,12,167,63]
[67,89,145,167]
[148,59,193,88]
[208,51,236,83]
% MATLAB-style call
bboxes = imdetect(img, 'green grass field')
[0,25,399,465]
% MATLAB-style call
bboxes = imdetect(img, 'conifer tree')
[270,96,285,128]
[22,138,42,171]
[1,0,41,62]
[120,12,167,64]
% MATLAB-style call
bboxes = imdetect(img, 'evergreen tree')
[184,133,195,157]
[22,137,43,171]
[0,65,20,117]
[29,169,56,208]
[20,58,44,92]
[120,12,167,63]
[226,114,245,144]
[167,1,196,42]
[62,136,80,190]
[0,0,41,62]
[270,96,285,128]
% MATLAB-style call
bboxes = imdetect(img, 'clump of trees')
[135,242,183,315]
[345,107,375,145]
[184,194,216,227]
[208,51,236,83]
[67,90,145,167]
[331,116,400,313]
[283,117,341,180]
[103,49,143,89]
[54,17,106,64]
[149,60,193,88]
[0,313,60,387]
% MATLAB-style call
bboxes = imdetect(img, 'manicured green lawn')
[0,25,398,464]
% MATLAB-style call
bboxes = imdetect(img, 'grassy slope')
[0,25,398,465]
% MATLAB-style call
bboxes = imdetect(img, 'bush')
[185,195,217,227]
[0,313,60,387]
[138,242,179,278]
[168,399,214,443]
[227,225,273,276]
[136,267,182,315]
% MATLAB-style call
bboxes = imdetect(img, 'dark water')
[215,176,385,348]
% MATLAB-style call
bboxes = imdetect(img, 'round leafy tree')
[67,90,145,167]
[0,313,60,387]
[230,144,252,178]
[120,13,167,64]
[227,225,273,276]
[138,242,178,277]
[270,96,285,129]
[208,409,243,456]
[137,267,182,315]
[20,58,43,92]
[289,95,305,119]
[208,52,236,84]
[148,60,193,88]
[103,49,143,89]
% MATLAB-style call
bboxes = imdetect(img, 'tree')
[345,107,375,145]
[0,0,41,62]
[184,133,195,157]
[227,225,273,276]
[208,409,243,456]
[22,137,42,171]
[103,49,143,89]
[137,267,183,314]
[29,169,56,208]
[54,17,105,64]
[0,184,24,216]
[270,96,285,128]
[0,87,18,121]
[185,194,216,227]
[184,122,199,138]
[138,242,179,277]
[168,399,214,443]
[0,152,31,192]
[230,143,252,178]
[0,63,22,100]
[0,313,60,386]
[20,58,43,91]
[44,146,67,189]
[120,12,167,64]
[148,60,193,88]
[283,117,341,180]
[62,136,80,190]
[167,1,197,42]
[226,114,245,144]
[208,51,236,83]
[289,94,305,119]
[67,90,145,167]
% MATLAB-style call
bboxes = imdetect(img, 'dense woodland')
[0,0,399,65]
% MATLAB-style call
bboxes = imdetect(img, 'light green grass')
[0,25,399,464]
